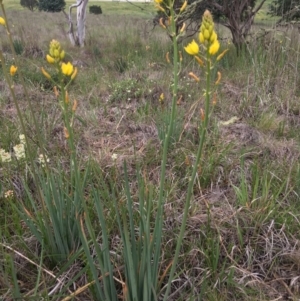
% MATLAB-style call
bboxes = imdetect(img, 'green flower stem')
[153,4,179,287]
[168,7,179,141]
[164,49,212,300]
[60,84,80,192]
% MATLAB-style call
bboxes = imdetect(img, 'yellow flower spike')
[49,39,65,61]
[209,40,220,55]
[46,54,55,64]
[179,0,187,13]
[217,49,229,61]
[71,67,78,80]
[215,71,221,85]
[194,55,204,67]
[0,17,5,26]
[61,62,74,76]
[180,22,186,33]
[72,99,78,112]
[159,17,166,29]
[41,67,51,79]
[188,72,200,82]
[10,65,17,76]
[184,40,199,56]
[64,127,70,139]
[166,52,170,64]
[154,0,163,4]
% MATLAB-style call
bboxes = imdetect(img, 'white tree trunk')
[64,0,89,47]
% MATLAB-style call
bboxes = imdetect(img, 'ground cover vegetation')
[1,0,300,300]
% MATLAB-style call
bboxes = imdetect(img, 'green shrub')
[89,5,102,14]
[13,39,23,55]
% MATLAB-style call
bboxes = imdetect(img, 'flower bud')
[0,17,6,26]
[41,67,51,79]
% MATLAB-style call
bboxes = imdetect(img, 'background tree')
[20,0,39,11]
[39,0,66,12]
[269,0,300,21]
[63,0,89,47]
[157,0,267,54]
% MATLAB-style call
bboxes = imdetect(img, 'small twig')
[0,242,61,282]
[61,265,124,301]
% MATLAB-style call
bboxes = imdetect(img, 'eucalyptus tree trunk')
[64,0,89,47]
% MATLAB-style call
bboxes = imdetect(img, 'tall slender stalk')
[163,9,225,299]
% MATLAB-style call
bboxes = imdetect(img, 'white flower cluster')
[0,134,26,163]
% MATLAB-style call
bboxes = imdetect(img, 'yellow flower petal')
[41,67,51,79]
[61,62,74,76]
[10,65,17,76]
[216,49,229,61]
[180,0,187,13]
[60,50,65,60]
[71,67,78,80]
[210,31,217,43]
[209,40,220,55]
[46,54,55,64]
[199,32,205,44]
[184,40,199,56]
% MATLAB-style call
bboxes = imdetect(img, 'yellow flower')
[209,40,220,55]
[46,54,55,64]
[0,17,5,26]
[10,65,17,76]
[154,0,163,4]
[184,40,199,56]
[61,62,74,76]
